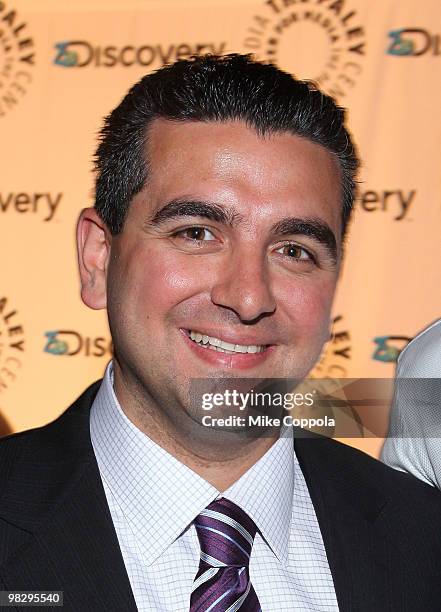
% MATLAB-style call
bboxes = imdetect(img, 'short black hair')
[94,53,359,236]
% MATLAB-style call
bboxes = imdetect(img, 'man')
[1,54,441,612]
[382,318,441,489]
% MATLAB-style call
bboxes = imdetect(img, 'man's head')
[77,54,359,442]
[94,53,358,238]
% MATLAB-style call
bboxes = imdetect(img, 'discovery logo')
[0,191,62,222]
[372,336,411,363]
[54,41,226,69]
[357,188,416,221]
[387,29,441,57]
[44,330,112,357]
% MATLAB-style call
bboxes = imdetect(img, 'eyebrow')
[148,199,244,227]
[147,199,338,262]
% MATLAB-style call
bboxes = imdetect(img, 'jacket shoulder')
[0,381,102,488]
[314,434,441,510]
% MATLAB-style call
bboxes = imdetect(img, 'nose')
[210,247,277,322]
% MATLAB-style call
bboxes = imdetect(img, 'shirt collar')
[224,426,294,564]
[90,362,294,566]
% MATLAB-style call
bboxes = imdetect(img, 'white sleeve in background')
[381,319,441,490]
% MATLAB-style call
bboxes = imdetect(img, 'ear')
[77,207,112,310]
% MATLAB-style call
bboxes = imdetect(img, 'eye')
[275,243,314,262]
[176,226,216,242]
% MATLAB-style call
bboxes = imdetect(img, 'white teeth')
[220,341,235,351]
[235,344,248,353]
[188,330,266,354]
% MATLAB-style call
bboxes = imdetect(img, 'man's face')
[102,119,342,414]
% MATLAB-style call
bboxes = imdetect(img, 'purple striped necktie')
[190,497,262,612]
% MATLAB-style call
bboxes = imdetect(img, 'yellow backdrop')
[1,0,440,459]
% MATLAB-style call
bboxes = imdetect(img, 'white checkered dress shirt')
[90,363,338,611]
[382,318,441,489]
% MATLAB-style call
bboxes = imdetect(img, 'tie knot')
[194,498,257,568]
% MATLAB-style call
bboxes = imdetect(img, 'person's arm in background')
[381,319,441,489]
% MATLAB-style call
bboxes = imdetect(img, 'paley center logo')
[387,28,441,57]
[53,41,227,69]
[0,296,25,392]
[0,2,35,117]
[0,407,11,436]
[311,314,352,378]
[44,330,112,357]
[243,0,366,99]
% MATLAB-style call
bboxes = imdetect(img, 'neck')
[112,364,279,491]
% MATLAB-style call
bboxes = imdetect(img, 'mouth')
[180,327,275,370]
[185,329,268,355]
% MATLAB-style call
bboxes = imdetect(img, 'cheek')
[277,277,336,339]
[116,245,209,316]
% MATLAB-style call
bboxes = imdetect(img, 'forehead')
[139,118,342,231]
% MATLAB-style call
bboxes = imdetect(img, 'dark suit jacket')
[1,382,441,612]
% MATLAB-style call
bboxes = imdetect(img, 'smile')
[186,329,267,354]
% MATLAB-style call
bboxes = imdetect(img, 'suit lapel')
[295,435,391,612]
[0,383,137,612]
